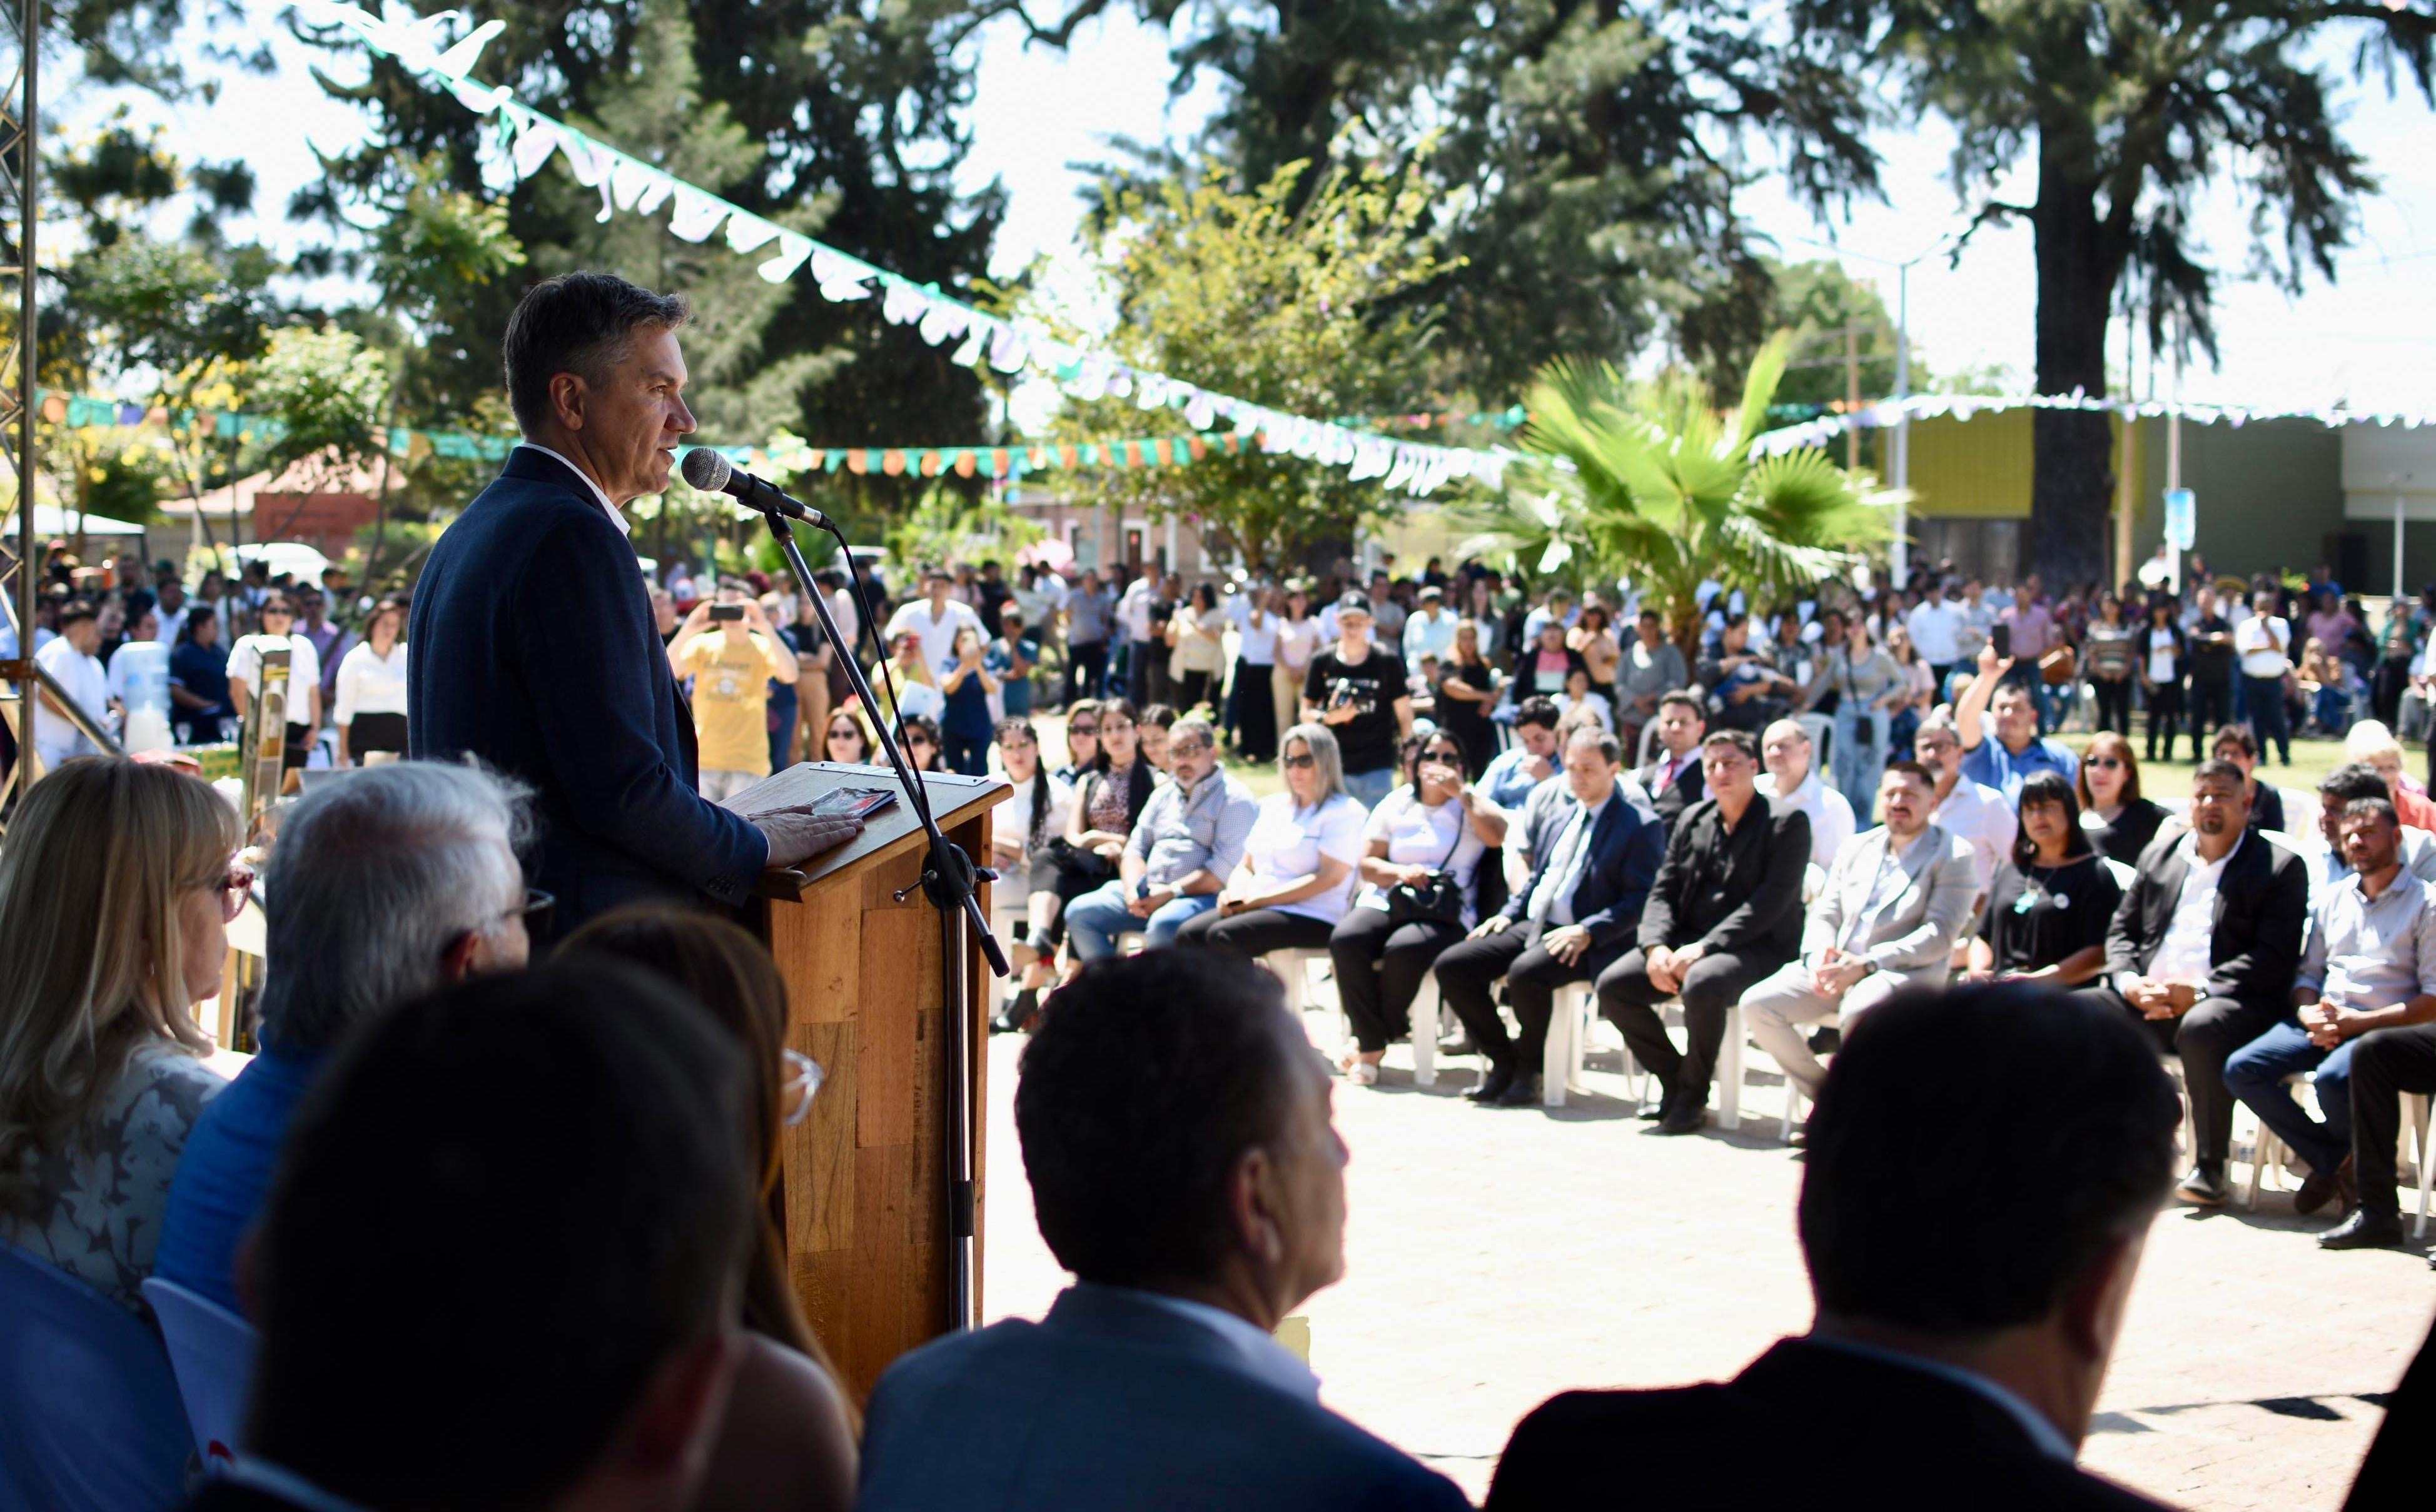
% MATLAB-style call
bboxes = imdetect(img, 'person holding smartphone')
[668,582,799,801]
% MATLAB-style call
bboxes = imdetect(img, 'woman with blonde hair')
[0,757,243,1311]
[562,907,859,1512]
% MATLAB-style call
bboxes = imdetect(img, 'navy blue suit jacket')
[408,448,765,932]
[1499,782,1665,973]
[859,1284,1468,1512]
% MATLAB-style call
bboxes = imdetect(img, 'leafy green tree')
[1791,0,2435,587]
[249,325,393,493]
[1042,151,1455,574]
[1462,333,1890,657]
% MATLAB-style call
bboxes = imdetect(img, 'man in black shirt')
[2183,582,2236,746]
[1597,729,1811,1133]
[1301,592,1414,809]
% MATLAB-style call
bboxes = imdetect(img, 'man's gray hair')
[1170,715,1219,752]
[1565,725,1624,766]
[258,763,532,1053]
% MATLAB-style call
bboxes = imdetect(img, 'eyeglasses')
[1282,752,1315,769]
[908,735,936,748]
[260,607,293,618]
[1169,740,1211,758]
[1069,723,1099,737]
[2086,755,2125,769]
[216,861,258,923]
[511,889,554,930]
[781,1048,824,1126]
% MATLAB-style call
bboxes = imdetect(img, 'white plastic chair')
[1408,970,1442,1089]
[1261,947,1330,1016]
[140,1276,258,1471]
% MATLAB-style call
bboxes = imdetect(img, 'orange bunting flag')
[882,450,906,476]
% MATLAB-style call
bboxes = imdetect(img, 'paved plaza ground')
[980,1006,2436,1509]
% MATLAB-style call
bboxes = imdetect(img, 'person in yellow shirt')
[667,585,799,801]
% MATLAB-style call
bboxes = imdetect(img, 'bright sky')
[74,1,2436,418]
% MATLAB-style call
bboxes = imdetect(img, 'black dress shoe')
[989,988,1039,1036]
[1656,1102,1706,1135]
[2320,1210,2407,1250]
[1494,1073,1544,1107]
[2295,1162,2343,1217]
[1467,1064,1516,1104]
[1637,1094,1670,1122]
[1806,1026,1841,1055]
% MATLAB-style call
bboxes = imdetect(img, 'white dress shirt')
[2133,832,2245,990]
[1527,790,1614,927]
[333,640,410,725]
[1931,775,2014,890]
[1759,767,1857,872]
[1906,599,1963,665]
[513,441,628,536]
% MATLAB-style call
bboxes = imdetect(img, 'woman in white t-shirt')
[1270,585,1322,760]
[1230,585,1283,764]
[1171,722,1367,962]
[333,597,410,765]
[225,592,323,773]
[1325,727,1507,1084]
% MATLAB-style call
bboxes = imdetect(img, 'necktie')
[1529,809,1591,925]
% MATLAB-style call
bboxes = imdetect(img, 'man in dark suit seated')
[1432,726,1665,1106]
[410,271,857,939]
[857,950,1468,1512]
[186,961,759,1512]
[2073,759,2310,1206]
[1598,728,1811,1133]
[1634,688,1708,836]
[1487,982,2180,1512]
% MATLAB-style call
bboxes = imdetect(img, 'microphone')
[680,448,831,528]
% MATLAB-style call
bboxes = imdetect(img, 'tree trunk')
[2028,130,2116,593]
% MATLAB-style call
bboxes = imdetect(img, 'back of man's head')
[1799,983,2176,1337]
[1016,950,1307,1288]
[260,762,530,1054]
[246,960,756,1512]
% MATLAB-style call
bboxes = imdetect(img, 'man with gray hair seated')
[1061,715,1258,957]
[154,761,535,1311]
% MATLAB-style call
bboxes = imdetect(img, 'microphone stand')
[750,498,1004,1331]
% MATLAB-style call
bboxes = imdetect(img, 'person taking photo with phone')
[669,582,800,801]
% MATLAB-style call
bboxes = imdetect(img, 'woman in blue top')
[167,604,233,745]
[937,625,999,775]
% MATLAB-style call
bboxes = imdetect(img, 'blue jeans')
[1830,705,1888,811]
[1343,767,1397,809]
[1063,879,1217,959]
[2224,1019,2355,1177]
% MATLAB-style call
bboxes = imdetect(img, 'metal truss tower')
[0,0,33,822]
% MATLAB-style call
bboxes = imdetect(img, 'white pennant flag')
[666,184,725,242]
[757,233,814,283]
[724,214,781,255]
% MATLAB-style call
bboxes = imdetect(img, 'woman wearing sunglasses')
[1021,700,1157,996]
[897,713,947,773]
[561,907,857,1512]
[822,711,874,764]
[1172,723,1366,960]
[2076,731,2171,867]
[0,757,242,1313]
[1327,729,1507,1086]
[1054,698,1102,784]
[227,592,325,775]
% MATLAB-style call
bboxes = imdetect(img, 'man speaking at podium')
[411,271,859,939]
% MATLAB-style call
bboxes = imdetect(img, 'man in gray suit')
[1742,760,1979,1101]
[857,949,1468,1512]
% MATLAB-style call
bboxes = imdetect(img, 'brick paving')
[981,1010,2436,1509]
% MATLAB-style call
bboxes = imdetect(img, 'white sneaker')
[1345,1059,1380,1087]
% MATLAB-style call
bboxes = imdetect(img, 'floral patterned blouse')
[1,1040,227,1313]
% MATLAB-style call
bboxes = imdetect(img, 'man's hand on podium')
[749,809,865,870]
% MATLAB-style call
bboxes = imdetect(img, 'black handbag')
[1383,807,1468,926]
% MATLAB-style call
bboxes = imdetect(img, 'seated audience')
[1063,716,1257,957]
[1599,731,1811,1133]
[2218,798,2436,1241]
[2301,764,2436,903]
[1553,665,1614,732]
[857,950,1470,1512]
[897,713,947,772]
[821,710,873,764]
[1329,729,1507,1085]
[2208,723,2286,834]
[2073,760,2309,1206]
[986,718,1073,1033]
[561,909,859,1511]
[1969,771,2123,989]
[189,961,757,1512]
[1485,982,2181,1511]
[158,763,535,1311]
[1480,696,1562,812]
[1756,715,1856,881]
[1174,724,1368,958]
[2076,732,2171,867]
[1138,702,1180,774]
[1053,697,1101,784]
[1954,639,2080,803]
[1742,762,1978,1102]
[2330,962,2436,1248]
[1021,701,1156,992]
[1433,727,1662,1106]
[2342,720,2436,832]
[1914,712,2013,895]
[0,757,240,1313]
[1634,690,1708,835]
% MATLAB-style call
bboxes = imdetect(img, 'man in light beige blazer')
[1741,759,1979,1099]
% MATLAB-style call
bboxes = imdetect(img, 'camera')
[710,604,745,622]
[1327,678,1377,717]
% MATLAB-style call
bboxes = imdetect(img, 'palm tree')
[1462,332,1896,661]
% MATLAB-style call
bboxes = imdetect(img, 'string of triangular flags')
[291,0,1519,499]
[35,388,1268,483]
[1751,390,2436,457]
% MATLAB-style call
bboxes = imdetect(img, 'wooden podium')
[743,762,1009,1399]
